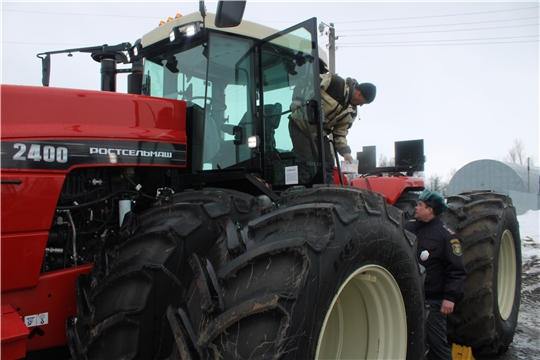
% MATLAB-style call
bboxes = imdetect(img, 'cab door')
[258,18,325,189]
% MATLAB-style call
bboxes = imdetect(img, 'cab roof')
[141,12,328,65]
[141,12,279,47]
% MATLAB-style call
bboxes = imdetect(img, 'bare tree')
[426,174,448,195]
[378,154,395,167]
[506,139,526,165]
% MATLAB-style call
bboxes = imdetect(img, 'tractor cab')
[137,11,327,198]
[35,2,330,200]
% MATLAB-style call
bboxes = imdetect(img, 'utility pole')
[527,157,530,192]
[319,22,338,74]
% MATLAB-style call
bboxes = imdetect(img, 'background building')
[446,159,539,215]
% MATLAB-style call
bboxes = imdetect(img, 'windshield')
[143,32,255,170]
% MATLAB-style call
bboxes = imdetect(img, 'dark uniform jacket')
[405,216,467,302]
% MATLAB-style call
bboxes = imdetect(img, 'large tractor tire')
[171,185,426,359]
[442,191,521,357]
[66,189,271,359]
[393,190,420,220]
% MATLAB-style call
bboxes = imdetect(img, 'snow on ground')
[519,209,539,258]
[518,209,539,309]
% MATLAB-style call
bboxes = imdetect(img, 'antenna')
[199,1,207,28]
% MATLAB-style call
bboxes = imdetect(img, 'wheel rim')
[315,265,407,360]
[498,229,517,320]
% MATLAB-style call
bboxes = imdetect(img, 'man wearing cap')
[405,189,467,360]
[289,73,376,184]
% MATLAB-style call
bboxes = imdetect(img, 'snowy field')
[500,209,540,360]
[519,209,539,261]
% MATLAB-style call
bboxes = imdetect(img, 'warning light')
[159,13,183,26]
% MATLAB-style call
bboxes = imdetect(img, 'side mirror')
[215,1,246,28]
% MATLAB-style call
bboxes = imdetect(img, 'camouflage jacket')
[290,73,357,156]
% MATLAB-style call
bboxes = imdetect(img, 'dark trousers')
[426,299,453,360]
[289,120,335,184]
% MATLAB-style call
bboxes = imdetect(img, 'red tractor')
[1,2,521,359]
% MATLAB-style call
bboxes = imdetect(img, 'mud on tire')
[66,189,272,360]
[443,191,521,357]
[172,185,426,359]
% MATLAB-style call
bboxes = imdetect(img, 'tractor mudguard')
[349,176,425,205]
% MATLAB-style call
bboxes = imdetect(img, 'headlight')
[169,22,201,43]
[248,136,259,149]
[127,41,143,62]
[184,24,197,37]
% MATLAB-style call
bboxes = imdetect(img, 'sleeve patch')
[451,239,462,256]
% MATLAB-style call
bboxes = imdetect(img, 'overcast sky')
[2,1,538,181]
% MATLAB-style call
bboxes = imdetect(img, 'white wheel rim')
[315,265,407,359]
[498,229,517,320]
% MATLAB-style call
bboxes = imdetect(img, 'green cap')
[419,189,448,215]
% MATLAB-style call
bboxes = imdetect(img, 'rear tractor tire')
[442,191,521,357]
[172,185,427,359]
